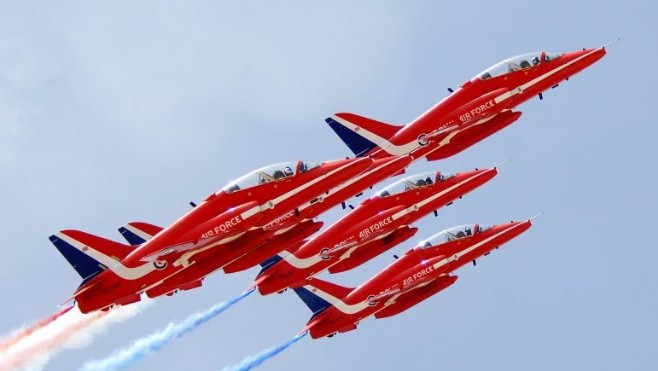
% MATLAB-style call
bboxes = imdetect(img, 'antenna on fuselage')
[603,37,621,49]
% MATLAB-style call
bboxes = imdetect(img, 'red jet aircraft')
[50,157,373,313]
[115,155,413,299]
[326,45,608,161]
[255,165,499,295]
[293,218,533,339]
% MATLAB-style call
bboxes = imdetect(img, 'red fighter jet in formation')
[293,218,533,339]
[255,165,499,295]
[114,155,412,299]
[326,45,608,161]
[50,157,374,313]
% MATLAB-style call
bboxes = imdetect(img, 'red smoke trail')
[0,310,106,371]
[0,306,73,353]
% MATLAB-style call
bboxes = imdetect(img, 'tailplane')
[326,113,402,157]
[50,230,133,282]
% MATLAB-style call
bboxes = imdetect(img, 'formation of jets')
[51,45,607,337]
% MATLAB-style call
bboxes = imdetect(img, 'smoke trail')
[0,309,106,371]
[0,306,73,353]
[81,289,255,371]
[220,332,307,371]
[0,301,151,371]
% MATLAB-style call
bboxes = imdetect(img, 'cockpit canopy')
[419,224,492,249]
[477,51,563,80]
[222,160,322,193]
[376,171,455,198]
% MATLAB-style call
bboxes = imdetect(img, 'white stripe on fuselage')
[282,170,490,270]
[341,48,601,157]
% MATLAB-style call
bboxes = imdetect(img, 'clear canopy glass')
[300,161,321,173]
[418,224,494,249]
[544,51,563,62]
[478,52,543,80]
[420,224,477,248]
[376,172,436,197]
[376,171,456,197]
[223,161,300,193]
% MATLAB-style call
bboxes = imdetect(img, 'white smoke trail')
[0,300,152,371]
[0,306,73,353]
[220,332,307,371]
[80,289,254,371]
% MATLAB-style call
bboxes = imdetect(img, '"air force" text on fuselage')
[201,216,243,239]
[358,216,393,240]
[459,99,495,123]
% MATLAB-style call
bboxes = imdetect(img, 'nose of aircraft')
[457,165,499,185]
[558,47,607,77]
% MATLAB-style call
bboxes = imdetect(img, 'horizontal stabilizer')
[118,221,163,245]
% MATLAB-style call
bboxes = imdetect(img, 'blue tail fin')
[325,113,402,157]
[292,287,332,318]
[49,234,105,282]
[292,278,354,319]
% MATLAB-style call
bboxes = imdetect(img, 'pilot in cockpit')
[532,56,540,66]
[284,166,294,177]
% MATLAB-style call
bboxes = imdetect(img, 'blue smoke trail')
[80,289,254,371]
[220,331,308,371]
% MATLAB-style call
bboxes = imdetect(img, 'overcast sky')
[1,1,656,370]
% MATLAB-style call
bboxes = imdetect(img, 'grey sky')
[1,1,656,370]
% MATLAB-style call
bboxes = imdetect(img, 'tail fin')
[326,113,402,157]
[118,221,163,245]
[50,230,133,281]
[258,254,282,275]
[292,278,354,319]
